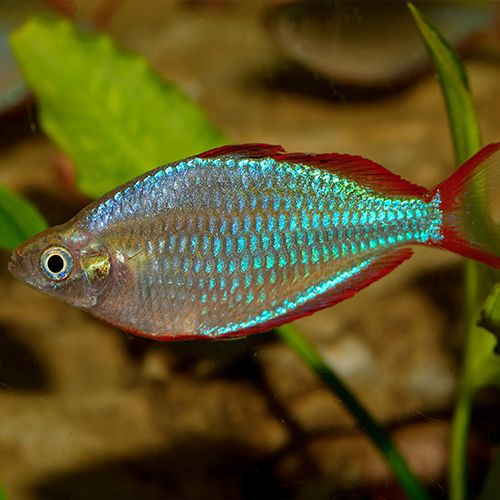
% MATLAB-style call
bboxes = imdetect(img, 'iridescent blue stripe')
[202,258,376,337]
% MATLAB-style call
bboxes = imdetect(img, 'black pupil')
[47,254,65,274]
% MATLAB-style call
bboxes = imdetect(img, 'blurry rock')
[0,324,50,392]
[32,438,261,500]
[274,421,449,497]
[0,391,165,500]
[0,272,135,395]
[141,348,173,386]
[148,377,287,452]
[267,1,495,88]
[259,288,456,433]
[0,272,287,500]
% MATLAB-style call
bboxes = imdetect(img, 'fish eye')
[40,246,73,281]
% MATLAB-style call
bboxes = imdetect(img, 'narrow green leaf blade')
[0,184,47,251]
[277,324,430,500]
[10,17,226,198]
[408,2,481,165]
[479,447,500,500]
[479,283,500,352]
[9,13,427,499]
[409,4,500,500]
[408,1,499,391]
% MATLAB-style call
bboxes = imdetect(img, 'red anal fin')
[220,248,414,339]
[198,143,286,159]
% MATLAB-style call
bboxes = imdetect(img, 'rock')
[266,1,495,87]
[273,421,450,498]
[260,288,456,433]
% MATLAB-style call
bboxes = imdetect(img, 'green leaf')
[409,4,500,500]
[408,1,499,390]
[0,184,47,251]
[479,447,500,500]
[10,15,428,499]
[479,283,500,353]
[9,17,226,198]
[407,2,481,166]
[276,324,430,500]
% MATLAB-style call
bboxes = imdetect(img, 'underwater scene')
[1,1,500,499]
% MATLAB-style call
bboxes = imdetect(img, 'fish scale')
[11,143,500,340]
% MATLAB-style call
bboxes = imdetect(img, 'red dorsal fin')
[198,143,286,159]
[198,144,427,197]
[275,151,428,197]
[216,247,414,339]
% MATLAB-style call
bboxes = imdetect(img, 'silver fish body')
[9,143,500,340]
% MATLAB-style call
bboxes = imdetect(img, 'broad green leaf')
[409,4,500,500]
[10,15,428,500]
[479,283,500,353]
[0,184,47,251]
[10,17,226,198]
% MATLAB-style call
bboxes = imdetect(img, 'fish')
[8,143,500,340]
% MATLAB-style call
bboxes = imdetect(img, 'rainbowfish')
[8,143,500,340]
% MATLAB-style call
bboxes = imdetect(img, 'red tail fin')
[431,143,500,268]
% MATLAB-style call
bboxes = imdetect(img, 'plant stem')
[407,5,497,499]
[449,383,473,500]
[276,324,430,500]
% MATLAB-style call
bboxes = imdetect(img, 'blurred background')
[1,1,500,499]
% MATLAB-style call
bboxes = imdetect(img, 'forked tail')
[430,143,500,268]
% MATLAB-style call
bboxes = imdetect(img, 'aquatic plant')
[0,184,46,251]
[9,16,428,498]
[10,19,225,199]
[268,0,494,89]
[480,284,500,345]
[409,5,500,500]
[1,3,498,499]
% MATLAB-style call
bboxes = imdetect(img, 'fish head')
[8,224,113,309]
